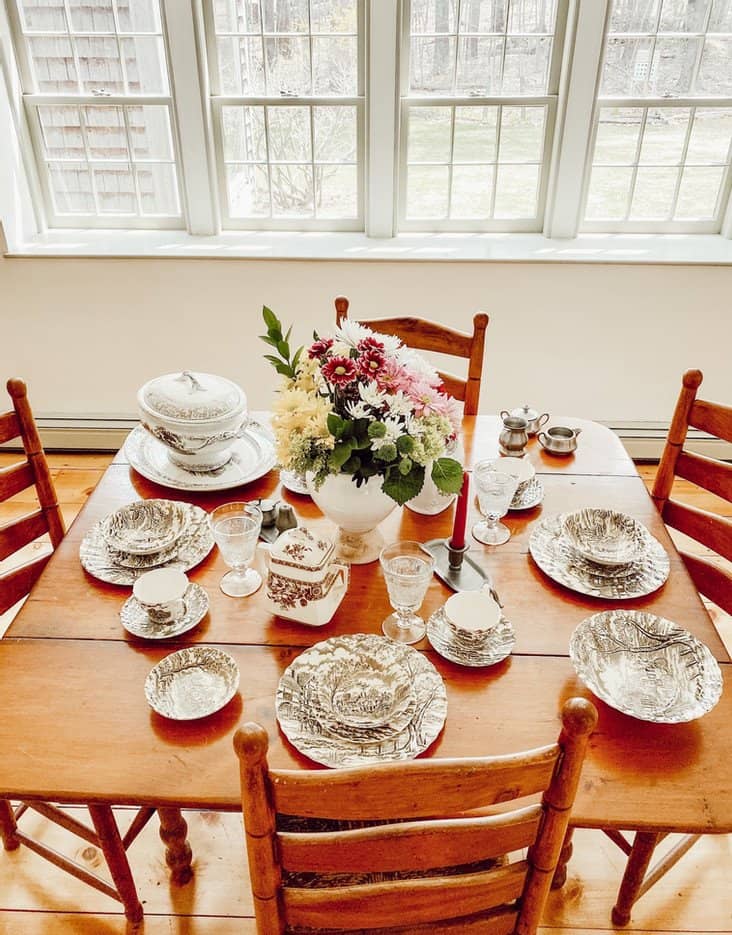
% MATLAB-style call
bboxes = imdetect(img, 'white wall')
[1,254,730,423]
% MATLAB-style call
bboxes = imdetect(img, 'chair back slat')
[0,462,36,502]
[279,805,542,874]
[271,746,558,820]
[0,510,49,562]
[283,863,528,930]
[680,552,732,615]
[235,700,596,934]
[0,411,21,445]
[334,297,489,415]
[0,555,51,616]
[689,398,732,443]
[662,500,732,564]
[676,451,732,503]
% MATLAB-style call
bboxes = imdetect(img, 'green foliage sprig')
[259,306,303,379]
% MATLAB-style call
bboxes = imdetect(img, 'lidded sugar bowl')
[500,404,549,436]
[137,371,248,471]
[264,526,349,627]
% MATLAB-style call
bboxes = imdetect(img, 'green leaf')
[431,457,464,495]
[274,362,291,377]
[382,465,425,506]
[291,347,303,370]
[259,334,279,349]
[263,354,282,367]
[329,440,354,471]
[262,306,279,331]
[341,454,362,474]
[397,434,415,455]
[276,340,289,358]
[399,456,413,476]
[327,413,347,439]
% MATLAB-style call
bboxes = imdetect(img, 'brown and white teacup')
[133,567,189,623]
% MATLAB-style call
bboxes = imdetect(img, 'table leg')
[88,804,143,923]
[0,800,20,850]
[158,807,193,885]
[551,827,574,889]
[611,831,662,926]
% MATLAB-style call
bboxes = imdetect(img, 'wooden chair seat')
[0,378,153,923]
[605,369,732,926]
[334,296,489,415]
[235,698,597,934]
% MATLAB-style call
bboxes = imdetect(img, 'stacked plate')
[529,508,669,599]
[80,499,214,586]
[276,634,447,768]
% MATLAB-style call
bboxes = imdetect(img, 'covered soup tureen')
[137,371,248,471]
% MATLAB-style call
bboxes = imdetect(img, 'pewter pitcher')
[498,416,529,457]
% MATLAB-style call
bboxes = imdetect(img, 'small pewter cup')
[498,416,529,457]
[537,426,582,455]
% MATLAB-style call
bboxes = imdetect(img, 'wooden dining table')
[1,415,730,922]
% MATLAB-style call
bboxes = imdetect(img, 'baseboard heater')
[2,417,730,463]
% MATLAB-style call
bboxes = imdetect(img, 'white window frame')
[2,0,732,244]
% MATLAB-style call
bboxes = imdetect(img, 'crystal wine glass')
[472,463,518,546]
[210,502,263,597]
[379,540,435,644]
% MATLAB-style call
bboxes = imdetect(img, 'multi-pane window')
[10,0,181,225]
[400,0,566,230]
[584,0,732,230]
[206,0,363,228]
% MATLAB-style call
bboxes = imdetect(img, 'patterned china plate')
[570,610,723,723]
[427,607,516,667]
[276,634,447,768]
[561,508,644,566]
[120,583,209,640]
[145,646,240,720]
[509,477,544,511]
[101,499,187,555]
[125,421,276,492]
[80,503,214,586]
[529,514,669,600]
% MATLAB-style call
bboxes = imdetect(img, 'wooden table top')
[3,415,730,833]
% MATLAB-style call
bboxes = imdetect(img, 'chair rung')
[15,831,120,903]
[23,801,100,847]
[122,806,156,849]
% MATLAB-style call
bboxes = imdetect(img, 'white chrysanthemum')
[346,400,370,419]
[378,333,403,356]
[334,319,373,348]
[370,415,402,451]
[358,381,387,408]
[384,390,414,418]
[396,347,441,386]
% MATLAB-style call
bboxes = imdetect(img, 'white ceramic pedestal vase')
[308,473,399,564]
[406,436,464,516]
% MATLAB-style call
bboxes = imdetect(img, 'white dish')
[145,646,239,720]
[125,421,276,492]
[121,583,209,640]
[509,476,544,511]
[101,499,187,555]
[427,607,515,667]
[562,508,644,567]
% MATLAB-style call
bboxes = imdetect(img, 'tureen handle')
[179,371,205,393]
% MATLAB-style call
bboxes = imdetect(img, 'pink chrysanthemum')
[356,348,385,378]
[308,337,334,359]
[357,336,385,354]
[322,355,358,386]
[409,381,445,418]
[375,357,412,394]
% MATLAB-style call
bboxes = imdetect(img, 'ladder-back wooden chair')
[235,698,597,934]
[335,296,489,415]
[0,378,154,923]
[605,368,732,926]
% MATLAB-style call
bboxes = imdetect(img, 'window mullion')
[162,0,218,234]
[366,0,398,237]
[543,0,609,239]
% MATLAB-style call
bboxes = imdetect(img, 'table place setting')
[121,567,209,640]
[274,633,447,768]
[426,589,515,668]
[569,610,723,723]
[80,497,214,586]
[529,507,670,599]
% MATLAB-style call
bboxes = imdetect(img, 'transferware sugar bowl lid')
[138,371,246,424]
[269,526,336,583]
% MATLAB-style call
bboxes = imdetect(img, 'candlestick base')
[423,538,499,596]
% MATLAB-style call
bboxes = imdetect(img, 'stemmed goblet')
[472,463,518,546]
[379,540,435,644]
[210,502,263,597]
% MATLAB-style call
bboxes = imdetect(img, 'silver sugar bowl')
[501,405,549,437]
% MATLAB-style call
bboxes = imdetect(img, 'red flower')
[356,348,385,378]
[357,336,385,354]
[322,356,358,386]
[308,337,334,359]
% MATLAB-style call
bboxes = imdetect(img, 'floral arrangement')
[261,307,464,506]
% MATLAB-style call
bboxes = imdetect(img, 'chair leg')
[0,800,20,850]
[88,804,144,924]
[158,807,193,885]
[611,831,662,926]
[551,827,574,889]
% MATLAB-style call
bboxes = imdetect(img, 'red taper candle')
[449,471,469,550]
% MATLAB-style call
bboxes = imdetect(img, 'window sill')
[4,227,732,264]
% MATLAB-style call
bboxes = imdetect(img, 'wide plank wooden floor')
[0,453,730,935]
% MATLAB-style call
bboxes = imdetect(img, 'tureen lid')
[139,371,246,423]
[270,527,335,575]
[511,404,539,421]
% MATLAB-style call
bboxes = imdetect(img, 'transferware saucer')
[120,583,209,639]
